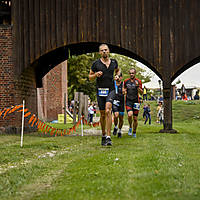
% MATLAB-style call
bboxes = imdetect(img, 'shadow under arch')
[34,42,162,87]
[171,56,200,83]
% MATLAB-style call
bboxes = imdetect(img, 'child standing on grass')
[88,103,95,125]
[156,102,162,123]
[143,104,151,125]
[157,102,164,124]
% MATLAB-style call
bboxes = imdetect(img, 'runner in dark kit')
[89,44,120,146]
[123,68,143,138]
[111,72,124,138]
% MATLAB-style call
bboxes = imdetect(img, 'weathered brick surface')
[0,25,15,127]
[0,24,66,132]
[38,61,68,122]
[0,25,37,133]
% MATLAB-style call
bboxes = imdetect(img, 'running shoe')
[128,128,132,136]
[133,133,136,138]
[101,136,107,146]
[118,131,122,138]
[106,137,112,146]
[113,127,118,135]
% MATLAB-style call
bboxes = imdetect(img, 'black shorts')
[97,90,115,110]
[112,99,125,113]
[125,98,140,116]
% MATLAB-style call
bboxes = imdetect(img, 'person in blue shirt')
[143,104,151,125]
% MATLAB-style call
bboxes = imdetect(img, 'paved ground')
[83,117,129,136]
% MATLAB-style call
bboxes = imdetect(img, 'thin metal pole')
[81,117,83,137]
[20,100,25,148]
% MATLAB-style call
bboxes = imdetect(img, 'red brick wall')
[38,61,68,122]
[0,24,66,132]
[0,25,37,133]
[0,25,15,128]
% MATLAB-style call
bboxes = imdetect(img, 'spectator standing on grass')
[194,91,200,100]
[143,86,148,101]
[156,101,162,123]
[123,68,143,138]
[143,104,151,125]
[181,84,186,100]
[88,103,94,125]
[156,102,164,124]
[89,44,120,146]
[159,104,164,124]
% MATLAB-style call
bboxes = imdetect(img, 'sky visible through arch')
[137,62,200,89]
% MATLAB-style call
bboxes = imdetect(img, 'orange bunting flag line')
[0,104,101,137]
[40,122,45,130]
[28,114,35,124]
[31,117,37,127]
[40,123,45,131]
[3,107,12,119]
[72,126,76,132]
[24,112,31,118]
[37,121,42,129]
[8,105,23,114]
[50,128,55,135]
[42,124,47,132]
[0,108,6,117]
[35,119,39,126]
[47,127,51,132]
[44,125,49,133]
[17,108,28,113]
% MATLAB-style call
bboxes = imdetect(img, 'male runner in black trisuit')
[123,68,143,138]
[89,44,120,146]
[109,72,124,138]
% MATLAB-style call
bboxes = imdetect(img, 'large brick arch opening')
[35,42,162,122]
[35,42,162,88]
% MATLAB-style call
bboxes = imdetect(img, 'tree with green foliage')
[68,53,152,101]
[67,53,99,101]
[110,53,152,83]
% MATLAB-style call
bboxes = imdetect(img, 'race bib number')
[98,88,109,97]
[113,100,120,107]
[133,103,140,110]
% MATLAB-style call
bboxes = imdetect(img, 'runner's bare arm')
[135,80,143,95]
[122,82,127,95]
[89,69,103,81]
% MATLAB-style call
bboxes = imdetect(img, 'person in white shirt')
[88,103,95,125]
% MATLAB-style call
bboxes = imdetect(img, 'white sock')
[115,126,118,129]
[118,129,121,133]
[106,136,111,139]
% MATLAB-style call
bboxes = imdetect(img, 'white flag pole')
[20,100,25,148]
[81,117,83,137]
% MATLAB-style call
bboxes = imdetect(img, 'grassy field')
[0,100,200,200]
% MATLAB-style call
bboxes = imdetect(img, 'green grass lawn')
[0,100,200,200]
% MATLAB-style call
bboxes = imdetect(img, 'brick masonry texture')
[0,25,15,127]
[0,25,66,132]
[0,25,37,133]
[38,61,68,122]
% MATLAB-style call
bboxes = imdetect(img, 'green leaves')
[68,54,98,101]
[68,53,152,101]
